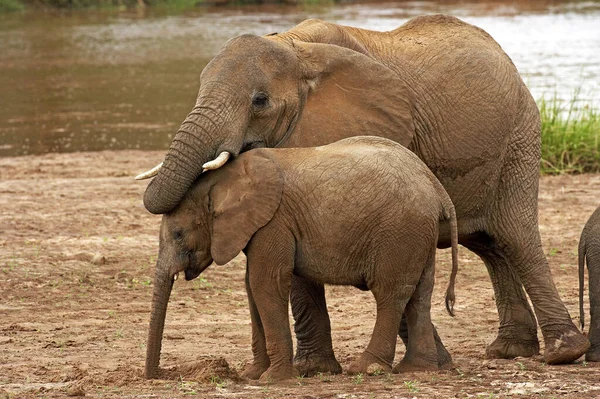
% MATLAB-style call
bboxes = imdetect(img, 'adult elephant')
[139,15,589,374]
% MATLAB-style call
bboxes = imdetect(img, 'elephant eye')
[252,93,269,109]
[173,229,183,241]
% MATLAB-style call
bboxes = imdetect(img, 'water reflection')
[0,0,598,156]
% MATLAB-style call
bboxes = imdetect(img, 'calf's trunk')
[145,270,174,379]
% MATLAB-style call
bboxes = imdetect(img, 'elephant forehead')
[208,35,295,74]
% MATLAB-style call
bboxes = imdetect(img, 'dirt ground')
[1,150,600,398]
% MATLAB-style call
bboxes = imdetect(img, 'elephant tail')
[579,229,587,330]
[441,198,459,317]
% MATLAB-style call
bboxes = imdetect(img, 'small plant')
[115,327,124,338]
[548,248,559,256]
[192,277,213,290]
[135,277,152,286]
[317,372,331,383]
[352,373,364,384]
[177,376,198,395]
[516,361,526,371]
[295,375,304,386]
[456,367,464,378]
[404,380,419,393]
[210,375,226,388]
[7,258,18,271]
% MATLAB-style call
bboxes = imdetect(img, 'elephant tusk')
[202,151,230,171]
[173,273,179,281]
[135,162,163,180]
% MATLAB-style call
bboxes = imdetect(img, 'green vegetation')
[404,380,419,393]
[539,94,600,175]
[0,0,25,11]
[351,373,363,384]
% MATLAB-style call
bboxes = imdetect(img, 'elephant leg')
[506,234,588,363]
[466,239,540,359]
[394,255,440,373]
[587,248,600,361]
[246,237,298,382]
[242,266,269,380]
[347,289,408,375]
[291,275,342,376]
[399,315,452,369]
[474,229,589,364]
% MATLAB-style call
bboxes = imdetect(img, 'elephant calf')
[579,206,600,361]
[144,136,459,381]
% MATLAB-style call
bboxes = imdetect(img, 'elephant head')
[145,153,283,379]
[139,31,414,214]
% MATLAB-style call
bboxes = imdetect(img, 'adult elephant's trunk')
[143,98,245,215]
[145,269,174,379]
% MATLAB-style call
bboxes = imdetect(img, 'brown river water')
[0,0,599,156]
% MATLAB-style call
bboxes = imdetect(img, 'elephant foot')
[586,348,600,362]
[259,364,298,383]
[293,352,342,377]
[585,333,600,362]
[346,352,391,375]
[543,326,589,364]
[435,337,453,369]
[585,343,600,362]
[393,355,439,373]
[485,330,540,359]
[241,361,269,380]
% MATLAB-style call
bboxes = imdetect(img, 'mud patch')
[159,357,243,383]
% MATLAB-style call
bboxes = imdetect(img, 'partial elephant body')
[579,206,600,361]
[145,136,459,381]
[140,14,588,370]
[275,16,524,216]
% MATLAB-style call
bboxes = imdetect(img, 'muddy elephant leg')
[394,255,440,373]
[399,315,452,369]
[291,275,342,376]
[466,240,540,359]
[242,266,270,380]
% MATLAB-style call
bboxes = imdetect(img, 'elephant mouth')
[184,258,213,281]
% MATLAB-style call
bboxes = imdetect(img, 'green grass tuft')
[539,93,600,174]
[0,0,25,11]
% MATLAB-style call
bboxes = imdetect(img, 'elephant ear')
[291,41,414,147]
[209,152,284,266]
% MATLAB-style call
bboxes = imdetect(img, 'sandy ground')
[1,150,600,398]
